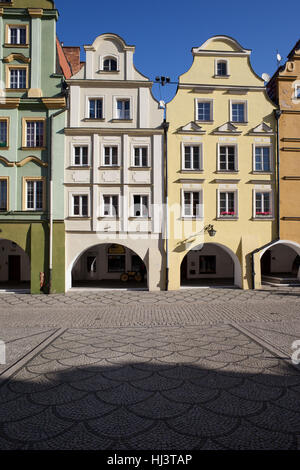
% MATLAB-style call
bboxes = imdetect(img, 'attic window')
[103,58,117,72]
[215,60,229,77]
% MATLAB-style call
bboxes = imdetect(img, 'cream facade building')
[166,36,277,290]
[65,33,165,291]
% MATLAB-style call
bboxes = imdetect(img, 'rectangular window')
[116,99,130,119]
[104,146,118,166]
[9,26,26,45]
[26,180,43,211]
[133,195,148,217]
[183,191,201,217]
[255,192,272,217]
[26,121,44,148]
[0,179,8,212]
[197,101,211,121]
[0,120,8,147]
[231,102,246,123]
[217,61,227,76]
[199,256,216,274]
[103,195,119,217]
[74,146,88,166]
[134,147,148,167]
[219,145,236,171]
[10,68,26,89]
[183,145,201,170]
[295,86,300,99]
[255,147,271,172]
[108,254,125,272]
[89,99,103,119]
[73,195,88,217]
[219,191,236,217]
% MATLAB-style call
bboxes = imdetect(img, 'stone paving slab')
[0,325,299,450]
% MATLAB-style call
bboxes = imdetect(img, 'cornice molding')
[28,8,43,18]
[64,128,164,136]
[67,79,152,88]
[0,97,20,108]
[42,97,66,109]
[3,53,30,63]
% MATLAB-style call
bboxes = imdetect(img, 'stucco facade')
[166,36,277,290]
[0,0,66,293]
[65,33,165,291]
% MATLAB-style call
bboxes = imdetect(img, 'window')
[26,180,43,211]
[199,256,216,274]
[255,192,272,217]
[25,120,45,148]
[74,146,88,166]
[295,86,300,99]
[218,145,237,171]
[219,191,237,217]
[103,58,117,71]
[0,179,8,212]
[9,68,27,89]
[89,99,103,119]
[231,101,247,123]
[254,146,271,172]
[103,195,119,217]
[133,195,149,217]
[197,100,212,121]
[134,147,148,167]
[116,99,130,119]
[104,146,118,166]
[108,254,125,273]
[8,26,27,45]
[73,195,88,217]
[183,191,202,217]
[0,120,8,148]
[216,60,228,76]
[183,145,202,170]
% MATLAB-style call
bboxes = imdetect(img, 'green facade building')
[0,0,67,293]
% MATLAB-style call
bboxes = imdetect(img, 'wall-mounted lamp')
[204,224,217,237]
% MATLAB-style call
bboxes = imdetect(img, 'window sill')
[97,70,120,74]
[4,43,29,48]
[98,166,121,169]
[181,217,204,220]
[98,216,120,220]
[129,166,151,170]
[67,166,91,170]
[251,171,273,175]
[0,146,9,150]
[180,169,203,173]
[67,216,91,220]
[5,88,28,93]
[23,210,46,213]
[252,217,275,221]
[21,147,46,151]
[230,121,248,125]
[111,119,133,123]
[217,217,239,220]
[216,170,239,174]
[195,120,213,124]
[128,217,151,220]
[213,75,230,78]
[83,118,105,122]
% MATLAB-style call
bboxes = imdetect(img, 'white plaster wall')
[269,244,298,273]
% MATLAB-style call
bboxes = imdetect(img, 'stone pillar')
[28,9,43,98]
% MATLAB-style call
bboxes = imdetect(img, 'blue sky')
[56,0,300,103]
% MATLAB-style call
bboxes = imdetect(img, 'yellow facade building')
[166,36,277,290]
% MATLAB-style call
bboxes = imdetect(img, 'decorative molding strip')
[281,147,300,152]
[282,176,300,180]
[282,138,300,142]
[282,217,300,221]
[16,156,48,168]
[214,179,240,183]
[3,53,30,64]
[64,128,164,136]
[0,156,14,167]
[0,98,20,109]
[42,97,66,109]
[28,8,43,18]
[249,179,274,184]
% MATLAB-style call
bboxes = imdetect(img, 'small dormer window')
[295,85,300,99]
[103,58,117,71]
[216,60,228,76]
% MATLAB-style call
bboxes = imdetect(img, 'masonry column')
[84,46,95,79]
[122,134,129,233]
[28,8,43,97]
[92,133,99,232]
[0,9,3,93]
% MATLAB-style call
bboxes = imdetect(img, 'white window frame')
[214,59,229,77]
[217,189,238,218]
[86,96,104,119]
[8,25,27,45]
[217,143,238,172]
[253,189,273,219]
[9,67,27,89]
[25,179,44,211]
[99,54,119,72]
[72,145,90,166]
[132,194,150,218]
[253,144,272,173]
[102,194,119,217]
[230,100,248,123]
[195,98,213,122]
[132,145,149,167]
[181,189,203,218]
[113,96,133,120]
[181,143,203,171]
[71,193,90,217]
[102,145,119,166]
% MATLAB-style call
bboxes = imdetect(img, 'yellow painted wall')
[166,36,277,290]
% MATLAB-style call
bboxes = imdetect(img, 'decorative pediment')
[248,122,274,135]
[0,156,14,167]
[177,122,206,134]
[16,156,48,168]
[3,53,30,64]
[213,122,242,135]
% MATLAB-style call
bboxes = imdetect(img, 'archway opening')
[71,243,148,290]
[180,243,239,288]
[261,242,300,286]
[0,239,30,292]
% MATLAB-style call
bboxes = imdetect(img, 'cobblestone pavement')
[0,287,299,449]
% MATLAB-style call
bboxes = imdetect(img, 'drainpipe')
[250,108,282,290]
[48,94,69,294]
[162,119,169,290]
